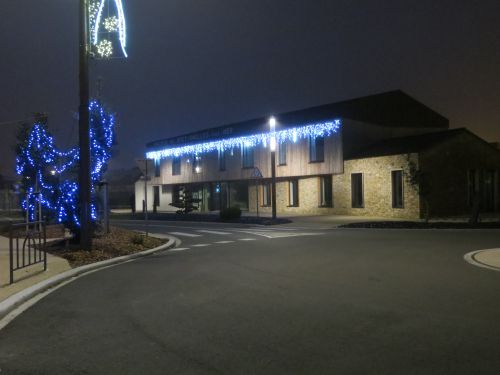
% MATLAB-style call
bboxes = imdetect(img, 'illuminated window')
[192,155,202,174]
[262,183,271,206]
[289,180,299,207]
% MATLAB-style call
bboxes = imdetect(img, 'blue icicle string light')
[146,120,341,160]
[16,100,115,227]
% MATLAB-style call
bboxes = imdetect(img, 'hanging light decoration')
[146,120,341,160]
[90,0,128,59]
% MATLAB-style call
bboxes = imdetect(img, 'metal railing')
[9,221,47,284]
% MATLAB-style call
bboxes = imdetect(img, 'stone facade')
[248,153,421,219]
[331,154,420,219]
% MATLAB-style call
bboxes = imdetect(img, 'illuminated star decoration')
[16,101,116,227]
[146,120,341,160]
[96,39,113,59]
[103,16,119,32]
[90,0,128,58]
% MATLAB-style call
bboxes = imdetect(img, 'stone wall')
[331,154,420,219]
[248,153,421,219]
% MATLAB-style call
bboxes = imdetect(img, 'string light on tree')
[16,101,116,228]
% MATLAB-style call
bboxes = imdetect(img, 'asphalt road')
[1,221,499,374]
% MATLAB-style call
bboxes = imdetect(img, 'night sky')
[1,0,499,178]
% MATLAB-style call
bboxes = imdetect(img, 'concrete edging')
[0,238,176,321]
[464,249,500,272]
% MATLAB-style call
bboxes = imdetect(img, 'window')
[242,145,254,168]
[289,180,299,207]
[172,156,181,176]
[218,149,226,171]
[468,169,478,207]
[153,186,160,207]
[483,170,496,212]
[351,173,364,208]
[309,136,324,162]
[173,185,183,203]
[319,175,333,207]
[391,170,404,208]
[192,155,202,174]
[262,183,271,206]
[154,160,161,177]
[278,142,287,165]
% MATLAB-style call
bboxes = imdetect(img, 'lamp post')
[79,0,92,249]
[269,117,277,220]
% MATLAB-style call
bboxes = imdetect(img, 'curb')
[0,237,176,321]
[464,249,500,272]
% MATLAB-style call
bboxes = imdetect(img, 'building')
[136,90,500,219]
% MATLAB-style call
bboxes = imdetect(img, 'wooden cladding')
[151,131,343,185]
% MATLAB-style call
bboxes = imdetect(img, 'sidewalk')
[0,235,72,302]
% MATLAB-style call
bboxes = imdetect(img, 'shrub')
[220,207,242,221]
[131,234,144,245]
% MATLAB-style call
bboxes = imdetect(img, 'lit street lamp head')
[269,116,277,152]
[269,116,276,131]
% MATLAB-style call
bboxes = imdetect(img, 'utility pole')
[269,117,277,220]
[79,0,92,249]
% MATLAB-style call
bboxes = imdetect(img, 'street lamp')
[269,116,277,220]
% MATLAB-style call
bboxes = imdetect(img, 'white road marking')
[192,244,211,247]
[237,230,323,239]
[464,249,500,272]
[169,247,190,252]
[214,241,235,244]
[147,232,172,239]
[197,230,231,235]
[168,232,202,237]
[239,238,257,241]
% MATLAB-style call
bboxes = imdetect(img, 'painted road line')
[239,238,257,241]
[192,244,211,247]
[168,232,202,237]
[168,247,190,252]
[214,241,235,244]
[239,230,324,238]
[197,230,232,235]
[148,233,172,239]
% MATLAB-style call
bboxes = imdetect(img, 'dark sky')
[1,0,499,178]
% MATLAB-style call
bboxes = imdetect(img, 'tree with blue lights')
[16,101,115,231]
